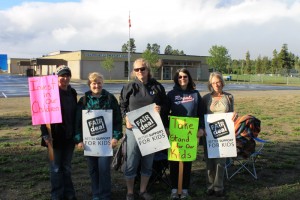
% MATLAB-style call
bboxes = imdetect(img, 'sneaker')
[126,193,134,200]
[180,189,189,199]
[206,189,214,196]
[215,190,225,197]
[139,192,153,200]
[170,189,179,199]
[65,197,77,200]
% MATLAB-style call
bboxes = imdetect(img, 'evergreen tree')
[245,51,252,74]
[146,43,151,51]
[278,44,292,75]
[271,49,280,74]
[164,45,173,55]
[262,56,271,74]
[121,38,136,53]
[151,43,160,54]
[255,55,263,74]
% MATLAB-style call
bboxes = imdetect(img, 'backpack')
[234,115,261,158]
[111,136,126,172]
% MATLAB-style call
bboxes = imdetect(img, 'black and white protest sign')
[82,110,113,157]
[126,103,170,156]
[205,112,237,158]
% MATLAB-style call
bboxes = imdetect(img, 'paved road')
[0,74,299,98]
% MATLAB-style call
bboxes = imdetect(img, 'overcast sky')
[0,0,299,59]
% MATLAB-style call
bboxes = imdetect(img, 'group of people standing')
[41,58,235,200]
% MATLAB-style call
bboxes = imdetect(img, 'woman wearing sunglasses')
[161,68,205,199]
[119,58,167,200]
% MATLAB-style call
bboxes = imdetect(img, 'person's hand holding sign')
[77,142,84,150]
[154,104,161,113]
[197,128,205,138]
[111,138,118,148]
[232,111,239,122]
[42,135,52,145]
[125,115,133,129]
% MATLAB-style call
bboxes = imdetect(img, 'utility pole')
[128,11,131,81]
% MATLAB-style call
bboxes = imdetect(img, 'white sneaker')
[180,189,189,199]
[170,189,179,199]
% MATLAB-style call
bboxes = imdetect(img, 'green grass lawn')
[1,90,300,200]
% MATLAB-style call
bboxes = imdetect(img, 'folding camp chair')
[225,137,268,180]
[148,150,171,189]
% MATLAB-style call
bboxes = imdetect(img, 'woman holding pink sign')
[161,68,205,199]
[40,66,77,200]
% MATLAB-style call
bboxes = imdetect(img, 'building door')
[197,65,202,81]
[163,66,171,80]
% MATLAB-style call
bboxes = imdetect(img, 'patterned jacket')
[74,89,123,143]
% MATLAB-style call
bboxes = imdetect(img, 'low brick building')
[9,50,210,81]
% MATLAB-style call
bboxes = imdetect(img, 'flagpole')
[128,11,131,81]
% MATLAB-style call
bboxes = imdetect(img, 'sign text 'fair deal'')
[126,103,170,156]
[205,112,237,158]
[82,110,113,157]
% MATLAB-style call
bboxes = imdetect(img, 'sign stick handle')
[178,161,184,195]
[46,124,54,161]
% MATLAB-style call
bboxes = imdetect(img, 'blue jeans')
[87,156,112,200]
[50,141,75,200]
[124,129,154,179]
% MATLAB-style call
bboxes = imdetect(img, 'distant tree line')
[207,44,300,76]
[120,38,186,73]
[121,38,185,56]
[101,38,186,75]
[113,39,300,77]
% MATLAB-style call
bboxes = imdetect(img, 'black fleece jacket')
[119,78,167,118]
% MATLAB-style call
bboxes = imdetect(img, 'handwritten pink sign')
[28,75,62,125]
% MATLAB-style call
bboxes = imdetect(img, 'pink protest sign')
[28,75,62,125]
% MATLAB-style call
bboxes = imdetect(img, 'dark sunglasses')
[178,75,188,79]
[133,67,146,72]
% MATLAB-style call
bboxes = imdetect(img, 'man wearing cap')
[41,65,78,200]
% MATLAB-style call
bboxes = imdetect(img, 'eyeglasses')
[178,75,188,79]
[212,81,222,85]
[133,67,146,72]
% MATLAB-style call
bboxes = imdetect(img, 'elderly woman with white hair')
[202,72,235,198]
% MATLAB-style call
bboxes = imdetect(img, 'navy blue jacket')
[161,85,205,129]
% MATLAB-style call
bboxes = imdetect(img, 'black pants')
[169,161,192,189]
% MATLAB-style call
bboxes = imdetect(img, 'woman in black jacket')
[119,58,167,200]
[41,66,77,200]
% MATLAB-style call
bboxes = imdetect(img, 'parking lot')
[1,74,299,98]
